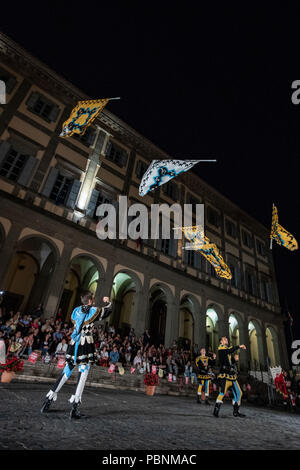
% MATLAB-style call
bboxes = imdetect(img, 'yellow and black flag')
[60,97,119,138]
[270,204,298,251]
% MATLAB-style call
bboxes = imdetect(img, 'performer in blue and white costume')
[41,291,112,419]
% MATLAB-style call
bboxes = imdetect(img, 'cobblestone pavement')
[0,381,299,450]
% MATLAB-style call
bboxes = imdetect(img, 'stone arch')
[265,324,281,367]
[2,235,59,313]
[59,254,106,321]
[148,282,174,346]
[206,303,224,353]
[110,268,143,335]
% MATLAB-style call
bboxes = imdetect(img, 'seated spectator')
[7,332,23,357]
[53,326,63,343]
[109,346,119,365]
[55,338,68,359]
[40,333,52,357]
[99,346,109,367]
[1,320,12,338]
[133,351,143,371]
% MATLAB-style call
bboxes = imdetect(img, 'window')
[256,239,266,257]
[162,181,179,200]
[225,219,237,238]
[242,229,253,249]
[207,206,220,227]
[0,66,17,94]
[49,174,73,205]
[186,249,195,266]
[161,238,171,255]
[245,269,257,296]
[26,91,60,123]
[0,148,27,181]
[260,278,272,303]
[135,160,148,179]
[105,141,128,168]
[228,261,239,288]
[73,127,96,147]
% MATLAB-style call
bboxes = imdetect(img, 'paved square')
[0,381,299,450]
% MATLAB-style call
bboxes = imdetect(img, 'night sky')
[1,3,300,347]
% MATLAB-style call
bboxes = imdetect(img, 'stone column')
[258,324,268,370]
[131,276,150,337]
[43,241,74,319]
[218,310,229,340]
[197,295,207,350]
[239,316,251,371]
[0,222,23,288]
[164,290,181,348]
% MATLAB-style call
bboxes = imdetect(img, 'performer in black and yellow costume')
[213,336,246,418]
[195,348,216,405]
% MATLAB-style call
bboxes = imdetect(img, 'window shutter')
[136,160,142,178]
[6,76,17,94]
[86,188,100,218]
[121,150,128,168]
[26,91,40,109]
[48,104,60,122]
[18,156,38,187]
[65,179,81,209]
[104,140,112,156]
[0,141,12,167]
[170,236,178,258]
[194,251,202,270]
[41,167,59,197]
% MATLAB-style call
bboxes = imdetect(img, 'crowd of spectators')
[2,300,300,411]
[0,301,205,381]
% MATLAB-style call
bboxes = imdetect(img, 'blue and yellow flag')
[60,98,110,138]
[270,204,298,251]
[181,226,232,279]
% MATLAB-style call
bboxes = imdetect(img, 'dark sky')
[1,3,300,346]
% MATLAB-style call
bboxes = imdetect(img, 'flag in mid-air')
[270,204,298,251]
[139,160,200,196]
[60,98,110,138]
[180,225,232,279]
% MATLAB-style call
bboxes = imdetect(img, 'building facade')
[0,33,288,370]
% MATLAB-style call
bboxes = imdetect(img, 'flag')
[60,98,110,138]
[270,204,298,251]
[180,225,232,280]
[139,160,200,196]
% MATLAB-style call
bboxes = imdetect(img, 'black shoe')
[40,398,52,413]
[205,398,212,406]
[213,402,221,417]
[70,402,81,420]
[233,403,246,417]
[197,395,201,404]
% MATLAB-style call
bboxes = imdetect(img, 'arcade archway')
[2,235,57,313]
[60,255,104,321]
